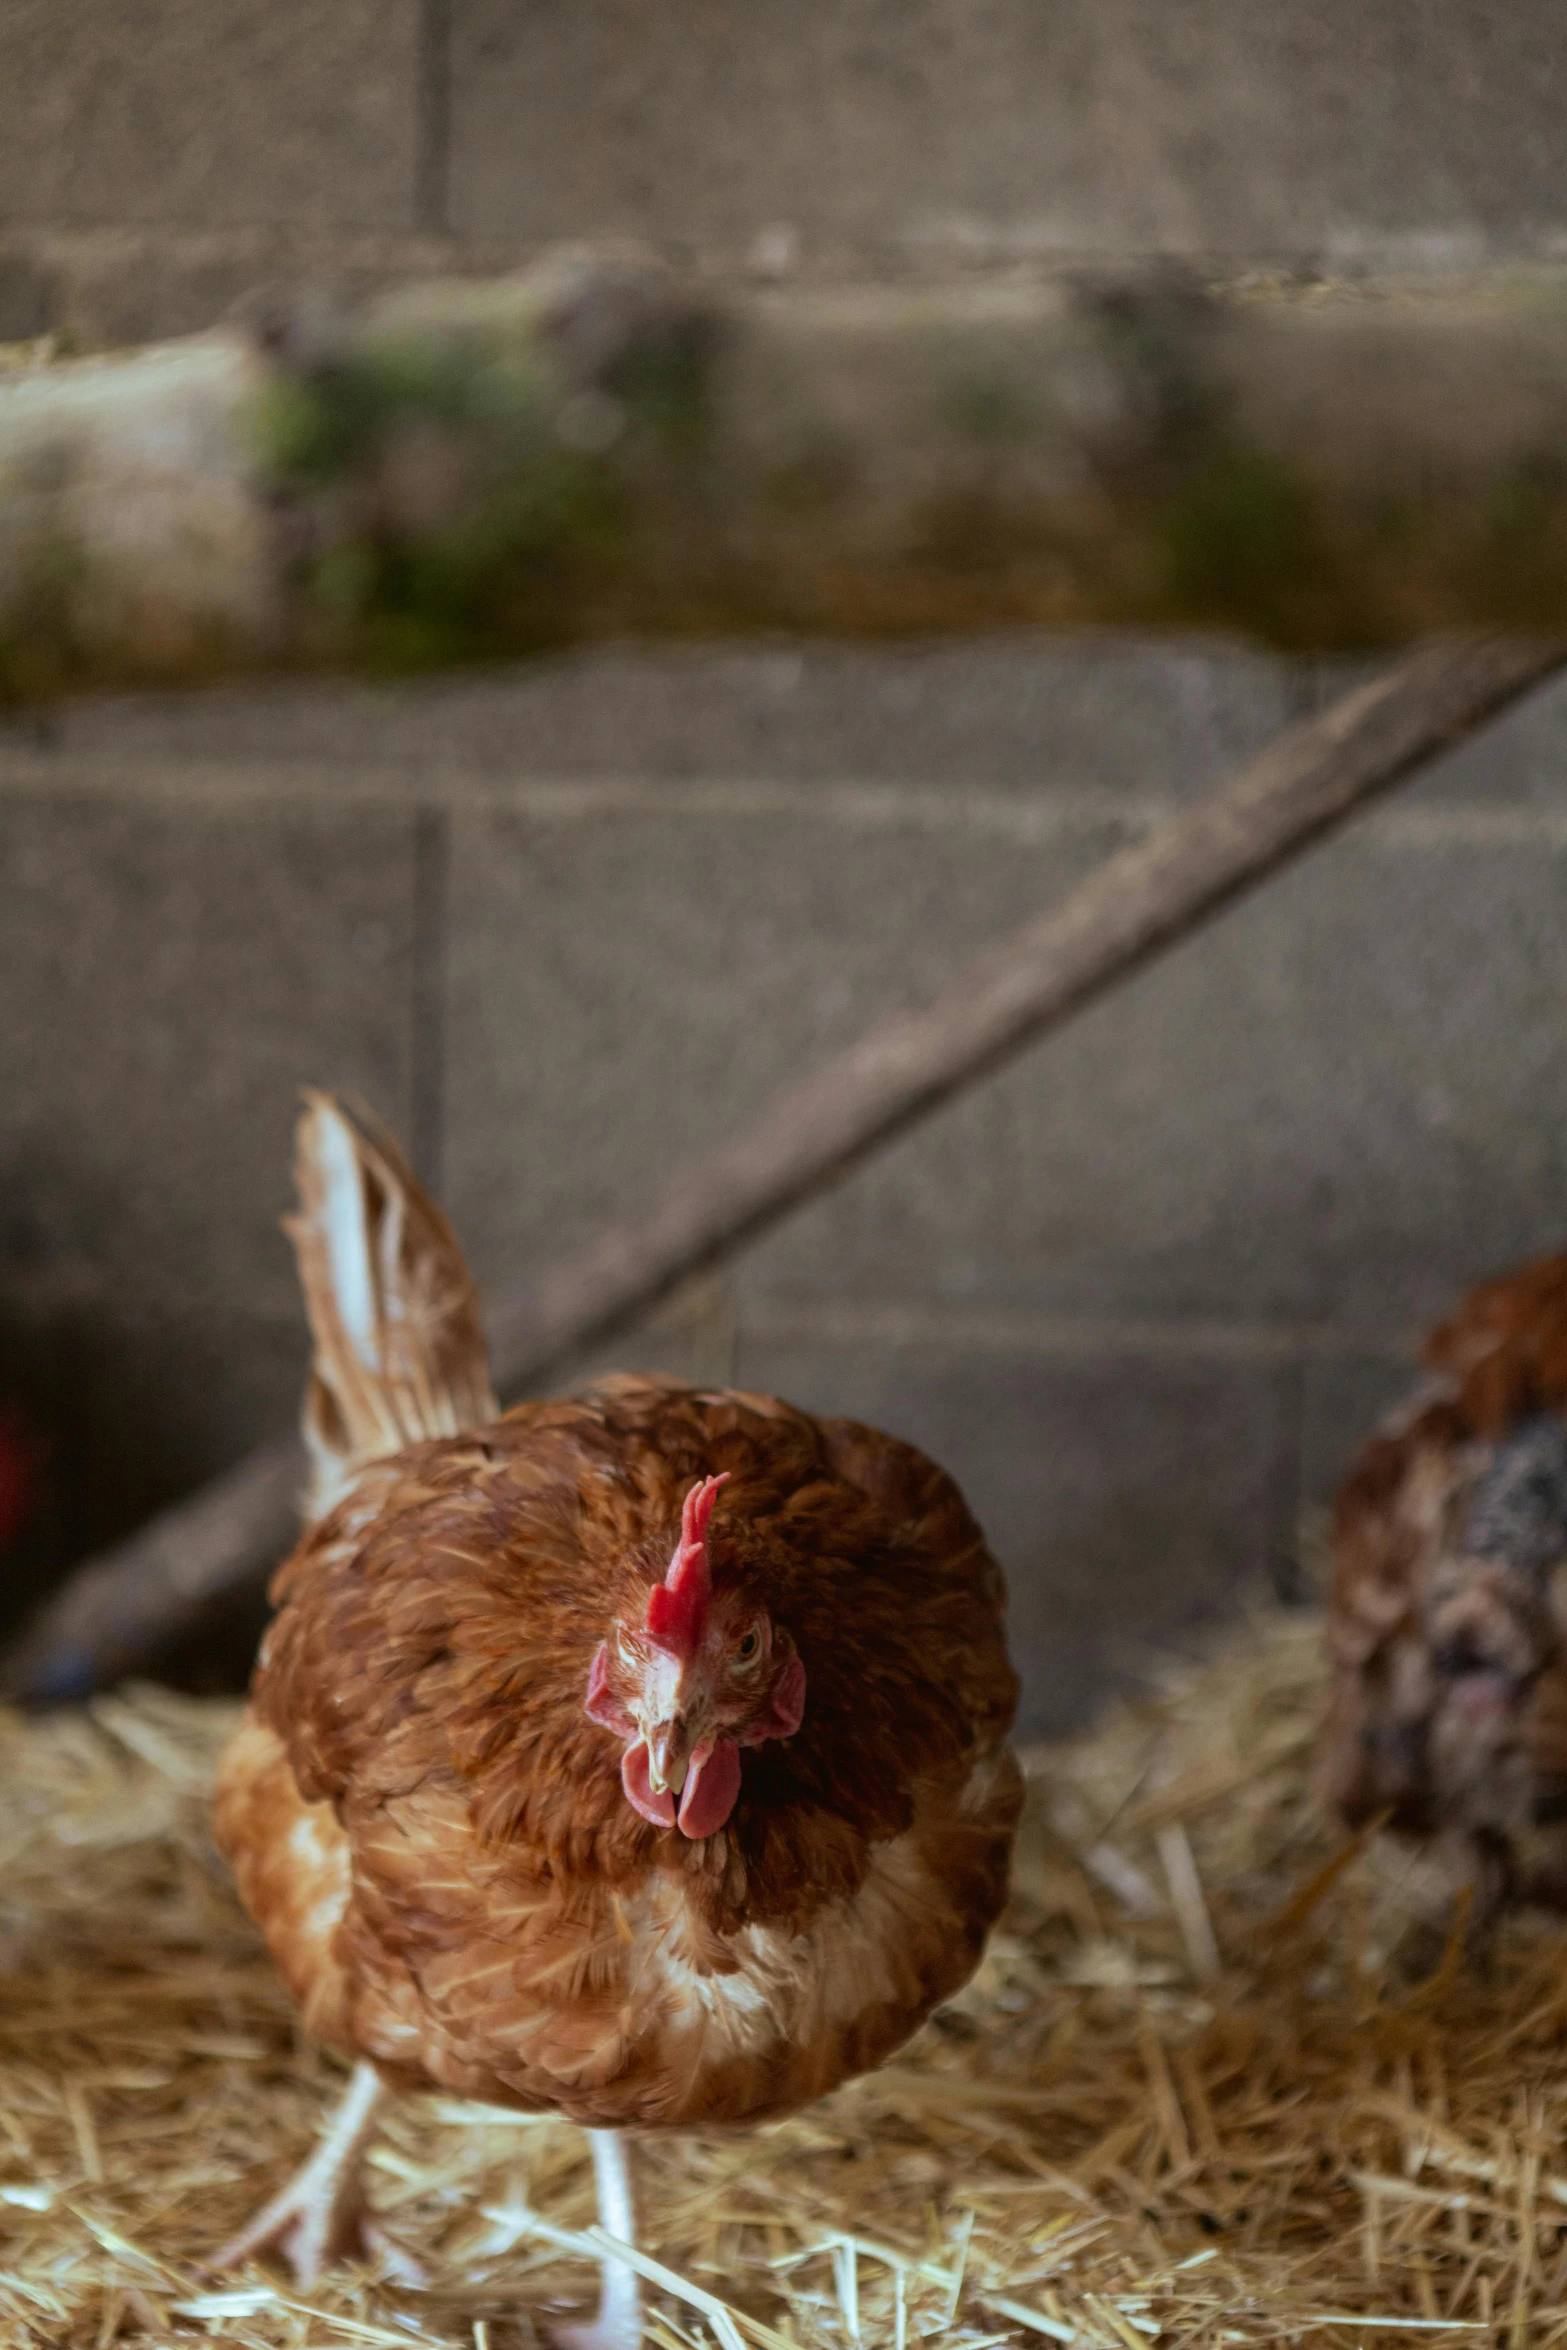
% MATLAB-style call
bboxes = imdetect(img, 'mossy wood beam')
[7,254,1567,697]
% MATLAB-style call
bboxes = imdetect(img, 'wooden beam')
[4,635,1560,1703]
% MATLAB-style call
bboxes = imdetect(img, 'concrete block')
[7,634,1567,1709]
[450,0,1567,267]
[1298,1349,1421,1516]
[1312,664,1567,814]
[439,786,1125,1296]
[544,1275,741,1401]
[0,225,451,358]
[0,769,421,1320]
[0,250,51,342]
[736,816,1567,1332]
[25,636,1300,796]
[0,1291,307,1676]
[67,1301,313,1689]
[0,2,423,235]
[730,1324,1298,1737]
[58,1303,306,1564]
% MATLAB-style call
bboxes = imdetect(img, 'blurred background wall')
[3,3,1567,1731]
[1,0,1565,345]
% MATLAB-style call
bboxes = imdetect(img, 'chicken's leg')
[554,2129,641,2350]
[214,2061,402,2289]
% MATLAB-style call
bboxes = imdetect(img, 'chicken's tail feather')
[287,1090,497,1517]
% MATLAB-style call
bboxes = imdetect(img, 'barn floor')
[3,1611,1566,2349]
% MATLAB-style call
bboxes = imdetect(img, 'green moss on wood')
[9,269,1567,706]
[244,304,722,669]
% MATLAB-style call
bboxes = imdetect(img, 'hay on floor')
[5,1609,1567,2347]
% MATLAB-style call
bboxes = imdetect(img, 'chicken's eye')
[735,1630,761,1664]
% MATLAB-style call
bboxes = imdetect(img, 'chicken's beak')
[644,1715,692,1797]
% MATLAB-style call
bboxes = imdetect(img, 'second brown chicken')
[1322,1250,1567,1940]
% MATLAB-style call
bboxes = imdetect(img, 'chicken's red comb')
[645,1473,729,1658]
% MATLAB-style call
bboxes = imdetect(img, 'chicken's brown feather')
[288,1094,496,1516]
[1425,1253,1567,1433]
[217,1374,1020,2130]
[1323,1251,1567,1924]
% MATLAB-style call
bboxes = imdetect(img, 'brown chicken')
[213,1094,1021,2342]
[1322,1250,1567,1938]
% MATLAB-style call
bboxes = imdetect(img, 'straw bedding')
[5,1606,1567,2349]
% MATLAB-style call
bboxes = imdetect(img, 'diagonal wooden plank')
[5,635,1560,1704]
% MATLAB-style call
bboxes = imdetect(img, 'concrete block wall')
[3,1,1566,346]
[6,634,1567,1730]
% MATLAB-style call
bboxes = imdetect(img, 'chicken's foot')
[214,2061,415,2289]
[553,2129,642,2350]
